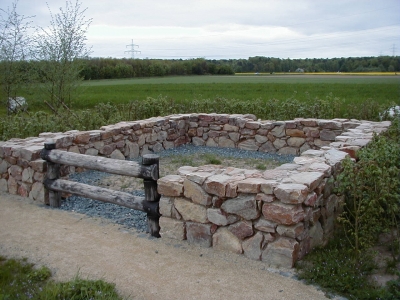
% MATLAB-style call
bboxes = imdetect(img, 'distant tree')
[34,0,92,112]
[0,0,34,113]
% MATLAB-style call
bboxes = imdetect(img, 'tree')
[0,0,34,113]
[34,0,92,111]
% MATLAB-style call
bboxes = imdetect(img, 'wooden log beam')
[143,154,161,238]
[44,179,153,213]
[41,148,158,180]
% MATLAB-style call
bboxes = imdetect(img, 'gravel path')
[0,193,330,300]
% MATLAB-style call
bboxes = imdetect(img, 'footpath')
[0,192,328,300]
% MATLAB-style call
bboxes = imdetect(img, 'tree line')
[80,57,234,80]
[79,55,400,80]
[228,56,400,73]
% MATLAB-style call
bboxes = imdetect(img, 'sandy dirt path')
[0,192,328,300]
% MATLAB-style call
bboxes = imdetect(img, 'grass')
[2,75,398,114]
[77,77,400,109]
[296,118,400,299]
[167,152,280,170]
[0,255,124,300]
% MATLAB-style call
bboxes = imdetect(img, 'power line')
[125,39,141,58]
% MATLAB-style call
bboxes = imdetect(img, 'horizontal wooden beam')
[44,178,153,213]
[41,149,158,180]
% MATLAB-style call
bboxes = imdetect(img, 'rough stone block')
[7,176,18,194]
[159,217,186,240]
[218,136,235,148]
[287,137,306,147]
[158,175,184,196]
[262,202,305,225]
[254,218,277,233]
[0,159,9,174]
[185,172,212,185]
[184,178,212,205]
[212,227,243,254]
[320,129,337,141]
[221,194,260,220]
[261,237,299,268]
[286,129,306,137]
[203,174,232,197]
[85,148,99,156]
[309,221,324,249]
[274,183,309,204]
[255,193,274,202]
[271,125,286,137]
[0,178,8,192]
[8,165,22,180]
[186,222,213,247]
[228,220,253,240]
[304,192,318,206]
[243,231,264,261]
[159,196,173,217]
[22,167,34,183]
[290,172,324,191]
[259,141,276,153]
[276,222,305,239]
[259,180,277,195]
[238,139,259,151]
[324,148,348,166]
[207,208,239,226]
[174,198,208,223]
[237,178,270,194]
[20,145,43,161]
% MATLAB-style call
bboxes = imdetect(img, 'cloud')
[1,0,399,59]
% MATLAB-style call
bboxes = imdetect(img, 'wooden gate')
[40,141,161,237]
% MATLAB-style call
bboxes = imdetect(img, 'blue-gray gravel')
[60,145,295,233]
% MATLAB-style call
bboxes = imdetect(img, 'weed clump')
[0,255,124,300]
[296,117,400,299]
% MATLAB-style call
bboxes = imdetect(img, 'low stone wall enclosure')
[0,113,391,267]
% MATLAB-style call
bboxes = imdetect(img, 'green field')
[1,74,399,140]
[3,74,399,111]
[76,75,399,109]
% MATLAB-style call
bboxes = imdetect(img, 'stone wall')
[0,114,391,266]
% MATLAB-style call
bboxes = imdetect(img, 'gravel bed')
[60,145,295,233]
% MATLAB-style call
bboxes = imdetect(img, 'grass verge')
[0,255,124,300]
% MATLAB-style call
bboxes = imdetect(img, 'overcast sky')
[2,0,400,59]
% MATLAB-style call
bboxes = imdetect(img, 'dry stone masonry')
[0,114,391,267]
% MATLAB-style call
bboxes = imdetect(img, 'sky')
[2,0,400,60]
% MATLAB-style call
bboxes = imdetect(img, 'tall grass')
[0,76,398,140]
[0,95,396,141]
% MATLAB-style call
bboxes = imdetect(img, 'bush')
[297,117,400,299]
